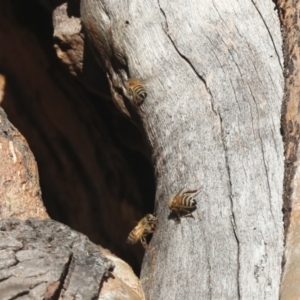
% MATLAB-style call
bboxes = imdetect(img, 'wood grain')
[81,0,284,298]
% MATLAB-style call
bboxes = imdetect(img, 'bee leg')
[186,213,195,219]
[176,211,181,223]
[145,227,155,235]
[180,209,195,219]
[149,225,156,233]
[141,237,148,249]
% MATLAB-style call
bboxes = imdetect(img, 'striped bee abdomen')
[182,195,197,207]
[134,85,147,102]
[126,78,147,105]
[168,188,199,222]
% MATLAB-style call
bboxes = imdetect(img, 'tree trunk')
[278,1,300,298]
[81,0,284,299]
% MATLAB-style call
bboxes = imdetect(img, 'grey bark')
[81,1,284,299]
[0,218,114,299]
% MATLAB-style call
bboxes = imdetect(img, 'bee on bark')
[168,188,199,222]
[127,214,157,248]
[125,78,147,106]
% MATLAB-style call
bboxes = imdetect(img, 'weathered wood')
[278,1,300,299]
[53,2,112,100]
[0,218,145,300]
[0,218,114,299]
[81,0,284,299]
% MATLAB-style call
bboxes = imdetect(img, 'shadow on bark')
[0,0,155,275]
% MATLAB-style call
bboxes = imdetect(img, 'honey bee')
[127,214,157,248]
[168,188,199,221]
[125,78,147,105]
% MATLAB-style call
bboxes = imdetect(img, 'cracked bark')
[219,113,241,298]
[0,218,146,300]
[278,0,300,299]
[79,0,284,299]
[250,1,283,69]
[0,218,114,300]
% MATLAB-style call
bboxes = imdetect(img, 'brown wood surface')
[278,0,300,298]
[0,105,48,220]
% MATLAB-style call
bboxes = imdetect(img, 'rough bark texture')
[278,1,300,299]
[0,217,146,300]
[53,2,111,99]
[0,0,154,273]
[0,106,48,220]
[0,42,48,220]
[0,218,113,300]
[81,0,284,299]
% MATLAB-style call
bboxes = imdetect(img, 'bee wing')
[136,75,157,85]
[175,187,186,197]
[183,189,201,197]
[126,226,144,244]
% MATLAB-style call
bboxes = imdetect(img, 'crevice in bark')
[219,114,241,299]
[1,259,19,270]
[247,85,276,225]
[98,266,115,300]
[280,3,296,247]
[211,2,230,32]
[9,291,30,300]
[229,77,242,113]
[259,140,275,222]
[250,0,283,71]
[281,134,297,241]
[50,253,73,300]
[157,0,218,117]
[0,274,12,283]
[277,0,296,243]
